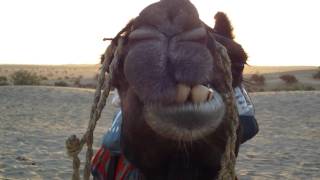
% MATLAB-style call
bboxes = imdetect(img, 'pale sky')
[0,0,319,66]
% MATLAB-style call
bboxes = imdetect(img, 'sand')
[0,86,319,180]
[237,91,320,180]
[0,86,116,180]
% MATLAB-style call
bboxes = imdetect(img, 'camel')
[67,0,250,179]
[102,0,248,179]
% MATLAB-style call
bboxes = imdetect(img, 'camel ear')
[213,12,235,40]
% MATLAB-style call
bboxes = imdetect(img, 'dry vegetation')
[279,74,298,84]
[313,67,320,79]
[250,73,265,85]
[0,64,99,88]
[0,76,9,85]
[0,65,319,92]
[243,66,320,92]
[10,70,40,85]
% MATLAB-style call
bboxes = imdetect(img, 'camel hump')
[213,12,235,39]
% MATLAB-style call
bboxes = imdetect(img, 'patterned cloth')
[91,147,142,180]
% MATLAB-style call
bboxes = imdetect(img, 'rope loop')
[66,135,82,157]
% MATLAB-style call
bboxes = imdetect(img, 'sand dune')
[0,86,319,179]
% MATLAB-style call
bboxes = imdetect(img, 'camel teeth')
[176,84,191,104]
[191,85,210,103]
[207,88,214,101]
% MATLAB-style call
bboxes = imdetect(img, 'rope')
[215,42,239,180]
[65,135,81,180]
[65,37,123,180]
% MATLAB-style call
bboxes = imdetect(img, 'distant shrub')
[279,74,298,84]
[248,87,264,92]
[74,76,82,86]
[65,76,69,79]
[10,70,40,85]
[78,83,96,89]
[304,86,316,91]
[40,76,48,81]
[0,76,9,86]
[313,68,320,79]
[250,73,265,85]
[0,76,7,81]
[272,84,315,91]
[54,81,68,87]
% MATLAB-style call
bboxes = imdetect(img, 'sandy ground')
[236,91,320,180]
[0,86,319,180]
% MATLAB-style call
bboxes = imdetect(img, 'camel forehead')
[134,0,202,36]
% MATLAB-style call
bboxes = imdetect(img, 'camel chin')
[144,86,225,141]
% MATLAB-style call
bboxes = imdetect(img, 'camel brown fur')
[103,0,248,179]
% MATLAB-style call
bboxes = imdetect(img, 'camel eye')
[174,27,207,43]
[190,36,207,44]
[129,28,164,41]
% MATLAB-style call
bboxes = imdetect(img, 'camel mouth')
[144,88,225,141]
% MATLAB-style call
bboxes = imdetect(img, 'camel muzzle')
[144,88,225,141]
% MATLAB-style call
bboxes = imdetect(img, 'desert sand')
[0,86,319,180]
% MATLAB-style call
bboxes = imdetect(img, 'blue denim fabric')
[102,110,122,154]
[239,115,259,143]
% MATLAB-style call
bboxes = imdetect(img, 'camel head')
[104,0,247,179]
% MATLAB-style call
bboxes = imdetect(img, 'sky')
[0,0,319,66]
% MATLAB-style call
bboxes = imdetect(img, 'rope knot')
[66,135,82,157]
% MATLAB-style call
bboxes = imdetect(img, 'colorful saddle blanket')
[91,147,142,180]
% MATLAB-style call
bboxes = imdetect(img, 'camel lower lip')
[144,89,225,141]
